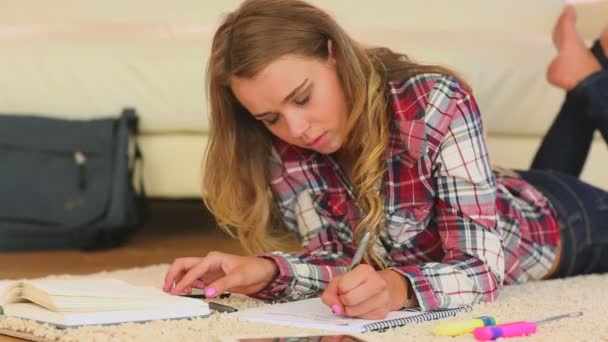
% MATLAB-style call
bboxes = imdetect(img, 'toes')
[601,25,608,54]
[553,6,578,49]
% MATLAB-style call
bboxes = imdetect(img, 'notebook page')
[227,297,425,333]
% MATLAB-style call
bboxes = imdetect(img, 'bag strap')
[122,107,148,223]
[83,108,147,251]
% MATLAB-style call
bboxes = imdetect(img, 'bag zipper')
[74,151,87,191]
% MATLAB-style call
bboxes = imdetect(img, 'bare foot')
[547,6,602,90]
[601,24,608,58]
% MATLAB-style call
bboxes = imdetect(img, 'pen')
[179,294,238,313]
[473,311,583,341]
[434,316,498,336]
[348,231,372,271]
[331,231,372,315]
[179,292,232,299]
[207,301,238,313]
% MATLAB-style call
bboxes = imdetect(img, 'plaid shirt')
[254,74,560,311]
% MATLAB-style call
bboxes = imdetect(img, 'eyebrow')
[252,78,309,118]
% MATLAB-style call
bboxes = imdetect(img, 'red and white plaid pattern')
[254,74,560,311]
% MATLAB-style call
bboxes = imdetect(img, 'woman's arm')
[252,185,356,301]
[390,76,503,311]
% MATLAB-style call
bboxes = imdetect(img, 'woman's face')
[231,53,349,154]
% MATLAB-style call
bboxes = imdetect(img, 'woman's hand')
[321,265,409,319]
[162,251,278,298]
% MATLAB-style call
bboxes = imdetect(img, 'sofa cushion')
[0,0,567,135]
[0,28,564,135]
[3,0,608,198]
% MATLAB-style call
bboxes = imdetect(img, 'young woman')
[163,0,608,319]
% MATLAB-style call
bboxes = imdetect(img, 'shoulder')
[387,73,473,122]
[386,73,479,159]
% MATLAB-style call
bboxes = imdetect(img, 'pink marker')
[473,312,583,341]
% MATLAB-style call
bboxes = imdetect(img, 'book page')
[0,281,16,305]
[1,278,209,312]
[2,302,211,328]
[0,279,211,327]
[26,279,162,298]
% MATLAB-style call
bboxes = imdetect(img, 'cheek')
[327,96,348,130]
[314,92,346,127]
[266,125,285,138]
[266,123,296,144]
[326,82,348,126]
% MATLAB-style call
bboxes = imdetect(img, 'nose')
[284,112,310,139]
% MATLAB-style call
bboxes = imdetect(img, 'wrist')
[258,257,279,288]
[379,269,409,311]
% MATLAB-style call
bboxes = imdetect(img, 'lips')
[305,132,327,147]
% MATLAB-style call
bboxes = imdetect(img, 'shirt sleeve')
[251,151,356,301]
[390,77,504,311]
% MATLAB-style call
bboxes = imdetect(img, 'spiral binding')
[362,305,473,332]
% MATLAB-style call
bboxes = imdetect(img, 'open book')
[228,297,471,333]
[0,278,210,328]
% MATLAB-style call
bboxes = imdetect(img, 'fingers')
[339,272,389,317]
[163,257,202,292]
[170,256,220,295]
[322,265,391,319]
[338,270,387,307]
[206,257,281,297]
[322,265,373,315]
[194,280,206,289]
[203,269,243,298]
[164,254,278,298]
[342,290,390,318]
[336,264,373,294]
[321,276,343,315]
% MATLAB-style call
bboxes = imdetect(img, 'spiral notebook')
[227,297,471,333]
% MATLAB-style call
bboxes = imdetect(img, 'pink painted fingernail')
[185,288,192,295]
[331,304,342,315]
[205,287,217,297]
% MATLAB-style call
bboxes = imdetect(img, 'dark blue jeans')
[516,40,608,278]
[516,170,608,278]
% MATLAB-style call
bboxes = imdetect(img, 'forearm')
[390,256,502,311]
[251,251,351,301]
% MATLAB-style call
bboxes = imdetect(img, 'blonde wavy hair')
[204,0,469,267]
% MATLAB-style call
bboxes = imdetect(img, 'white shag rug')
[1,264,607,342]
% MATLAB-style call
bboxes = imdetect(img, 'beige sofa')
[1,0,607,198]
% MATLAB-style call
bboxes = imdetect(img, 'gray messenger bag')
[0,108,145,251]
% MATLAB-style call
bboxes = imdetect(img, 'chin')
[319,140,342,154]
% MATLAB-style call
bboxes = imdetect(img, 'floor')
[0,200,247,280]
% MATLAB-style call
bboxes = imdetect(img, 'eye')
[294,94,310,106]
[264,113,279,125]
